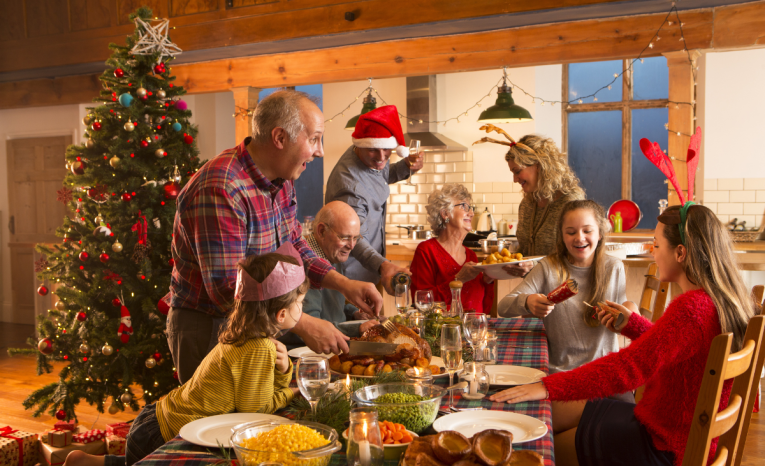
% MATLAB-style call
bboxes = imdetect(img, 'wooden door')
[6,136,69,324]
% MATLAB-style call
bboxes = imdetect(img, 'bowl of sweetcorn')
[231,419,341,466]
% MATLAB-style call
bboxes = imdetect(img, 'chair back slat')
[709,447,729,466]
[752,285,764,309]
[723,340,756,379]
[708,394,742,438]
[721,315,765,466]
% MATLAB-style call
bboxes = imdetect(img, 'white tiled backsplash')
[386,150,523,239]
[703,178,765,228]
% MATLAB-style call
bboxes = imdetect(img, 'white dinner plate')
[287,346,333,359]
[483,365,546,386]
[331,356,453,379]
[433,411,548,443]
[474,256,545,280]
[179,413,284,447]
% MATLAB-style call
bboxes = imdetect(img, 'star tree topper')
[130,17,182,63]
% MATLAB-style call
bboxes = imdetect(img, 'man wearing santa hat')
[325,105,424,294]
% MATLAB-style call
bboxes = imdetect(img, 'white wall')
[703,48,765,178]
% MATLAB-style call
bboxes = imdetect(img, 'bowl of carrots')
[343,420,418,461]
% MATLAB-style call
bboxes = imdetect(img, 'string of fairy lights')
[233,4,699,149]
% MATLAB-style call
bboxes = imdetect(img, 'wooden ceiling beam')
[2,2,764,110]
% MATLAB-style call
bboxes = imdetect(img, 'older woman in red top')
[409,183,494,314]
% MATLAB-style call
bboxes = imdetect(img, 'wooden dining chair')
[753,285,764,312]
[639,262,670,323]
[682,315,765,466]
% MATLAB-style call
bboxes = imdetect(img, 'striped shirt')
[155,338,294,441]
[169,138,333,317]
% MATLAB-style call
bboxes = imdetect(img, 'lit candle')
[359,421,371,466]
[345,373,351,392]
[469,365,478,396]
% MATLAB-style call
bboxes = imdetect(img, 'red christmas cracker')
[52,421,77,432]
[547,279,579,304]
[72,429,105,444]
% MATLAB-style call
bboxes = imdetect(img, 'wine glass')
[462,312,488,361]
[415,290,434,314]
[395,283,411,315]
[296,356,330,419]
[440,324,462,410]
[404,140,420,186]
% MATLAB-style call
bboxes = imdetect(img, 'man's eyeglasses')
[453,202,476,213]
[326,225,363,246]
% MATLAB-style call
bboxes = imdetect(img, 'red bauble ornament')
[154,62,166,74]
[38,338,53,355]
[99,253,109,263]
[79,251,89,262]
[55,410,66,421]
[157,297,170,316]
[92,122,102,131]
[153,352,162,360]
[169,258,175,267]
[37,285,49,296]
[114,68,125,78]
[121,193,132,202]
[173,371,179,380]
[70,160,86,175]
[140,140,149,148]
[183,134,194,145]
[163,182,180,200]
[112,297,122,307]
[76,311,87,322]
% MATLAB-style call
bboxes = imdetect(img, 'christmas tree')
[9,7,201,421]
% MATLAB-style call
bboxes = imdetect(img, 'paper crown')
[352,105,409,157]
[234,243,306,301]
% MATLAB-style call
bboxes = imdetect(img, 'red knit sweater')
[542,289,730,465]
[410,238,494,314]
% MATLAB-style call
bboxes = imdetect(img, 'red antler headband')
[234,243,305,301]
[639,127,701,245]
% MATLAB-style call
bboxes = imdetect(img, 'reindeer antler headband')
[472,124,537,155]
[639,127,701,246]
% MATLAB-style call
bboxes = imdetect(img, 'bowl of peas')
[230,419,341,466]
[351,383,446,434]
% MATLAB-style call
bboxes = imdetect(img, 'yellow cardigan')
[156,337,294,441]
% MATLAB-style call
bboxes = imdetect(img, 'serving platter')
[474,256,545,280]
[330,356,450,379]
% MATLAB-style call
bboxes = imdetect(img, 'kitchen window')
[564,57,669,229]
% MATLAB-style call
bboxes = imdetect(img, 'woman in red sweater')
[489,204,754,466]
[410,183,494,314]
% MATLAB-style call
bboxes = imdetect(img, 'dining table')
[132,317,554,466]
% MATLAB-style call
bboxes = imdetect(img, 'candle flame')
[362,421,368,436]
[345,373,351,389]
[414,367,420,376]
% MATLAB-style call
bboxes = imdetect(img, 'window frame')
[562,59,669,201]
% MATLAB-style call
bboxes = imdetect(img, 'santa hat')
[352,105,409,157]
[120,306,131,318]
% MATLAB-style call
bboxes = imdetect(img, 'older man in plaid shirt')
[166,90,382,383]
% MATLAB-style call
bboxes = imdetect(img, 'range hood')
[404,76,467,151]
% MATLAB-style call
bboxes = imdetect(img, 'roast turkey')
[344,321,432,364]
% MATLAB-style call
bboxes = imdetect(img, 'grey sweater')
[497,255,627,374]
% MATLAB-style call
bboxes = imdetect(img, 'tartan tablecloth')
[133,318,553,466]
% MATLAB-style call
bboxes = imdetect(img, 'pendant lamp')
[345,80,378,130]
[478,68,532,124]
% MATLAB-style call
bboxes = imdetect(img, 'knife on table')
[348,341,399,356]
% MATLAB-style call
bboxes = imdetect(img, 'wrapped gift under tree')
[0,426,38,466]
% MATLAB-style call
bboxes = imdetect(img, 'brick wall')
[703,178,765,228]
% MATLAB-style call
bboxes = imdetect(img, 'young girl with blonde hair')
[66,244,307,466]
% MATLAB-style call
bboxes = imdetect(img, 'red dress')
[409,238,494,314]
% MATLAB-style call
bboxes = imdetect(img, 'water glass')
[462,312,488,356]
[395,283,411,315]
[296,356,330,419]
[404,140,420,186]
[440,323,462,410]
[415,290,434,314]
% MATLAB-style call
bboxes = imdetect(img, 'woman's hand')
[270,338,291,374]
[502,261,534,278]
[525,294,554,318]
[597,300,635,333]
[488,382,548,404]
[455,262,483,283]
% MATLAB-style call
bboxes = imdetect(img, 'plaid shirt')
[168,138,333,317]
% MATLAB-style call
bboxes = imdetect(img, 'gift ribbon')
[131,211,148,245]
[0,426,25,466]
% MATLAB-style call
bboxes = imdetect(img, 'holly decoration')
[154,62,166,74]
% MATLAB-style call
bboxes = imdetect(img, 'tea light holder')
[408,311,425,333]
[347,407,384,466]
[405,367,433,385]
[458,362,490,400]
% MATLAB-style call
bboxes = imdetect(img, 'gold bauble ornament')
[79,343,90,354]
[108,403,119,415]
[101,344,113,356]
[136,87,148,98]
[112,241,123,253]
[84,138,94,149]
[94,215,104,225]
[120,393,132,403]
[109,155,120,168]
[157,89,166,99]
[83,116,92,126]
[145,357,157,369]
[123,122,135,132]
[55,300,66,311]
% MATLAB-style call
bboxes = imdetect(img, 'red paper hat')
[352,105,409,157]
[120,305,130,318]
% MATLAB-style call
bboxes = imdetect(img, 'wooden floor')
[2,322,764,464]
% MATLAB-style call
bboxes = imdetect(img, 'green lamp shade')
[345,99,378,130]
[477,87,532,123]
